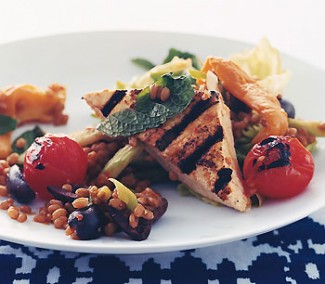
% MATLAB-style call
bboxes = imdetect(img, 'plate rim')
[0,30,324,254]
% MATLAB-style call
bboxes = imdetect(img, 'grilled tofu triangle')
[83,89,251,212]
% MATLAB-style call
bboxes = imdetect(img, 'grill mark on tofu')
[155,98,217,151]
[178,126,224,174]
[214,168,233,194]
[109,89,141,115]
[101,90,127,117]
[138,94,204,147]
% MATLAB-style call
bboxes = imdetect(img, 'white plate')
[0,31,324,254]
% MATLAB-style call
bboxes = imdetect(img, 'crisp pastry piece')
[0,84,68,158]
[84,89,251,212]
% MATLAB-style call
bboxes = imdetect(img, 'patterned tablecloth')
[1,208,324,284]
[0,2,324,283]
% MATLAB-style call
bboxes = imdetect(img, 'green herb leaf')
[160,73,194,117]
[131,58,156,70]
[11,126,45,154]
[163,48,201,70]
[97,73,194,137]
[0,114,17,135]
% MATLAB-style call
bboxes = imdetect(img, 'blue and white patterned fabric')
[0,209,324,284]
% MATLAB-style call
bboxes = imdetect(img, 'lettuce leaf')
[230,38,290,94]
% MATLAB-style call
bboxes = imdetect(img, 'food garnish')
[23,134,88,200]
[96,73,195,137]
[0,40,323,242]
[200,57,289,144]
[243,136,315,198]
[0,84,68,158]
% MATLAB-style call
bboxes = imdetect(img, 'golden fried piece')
[0,83,68,158]
[201,57,288,144]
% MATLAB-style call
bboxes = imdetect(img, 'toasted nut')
[129,213,139,229]
[108,198,126,210]
[0,175,6,186]
[143,209,154,220]
[0,185,8,197]
[15,138,27,149]
[53,216,68,229]
[160,87,171,102]
[137,197,147,205]
[19,205,32,214]
[62,183,73,192]
[6,153,20,166]
[52,208,68,220]
[48,199,63,206]
[17,213,27,223]
[72,197,89,209]
[65,226,74,236]
[47,204,62,214]
[76,188,90,197]
[33,214,49,223]
[147,196,160,208]
[97,186,112,202]
[7,206,20,219]
[149,84,159,100]
[133,203,145,218]
[39,207,48,215]
[0,198,14,210]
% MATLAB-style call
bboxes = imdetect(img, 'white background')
[0,0,324,70]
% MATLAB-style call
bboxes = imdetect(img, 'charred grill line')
[155,98,217,151]
[178,126,224,174]
[214,168,233,193]
[101,90,127,117]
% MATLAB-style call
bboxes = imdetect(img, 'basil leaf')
[131,58,156,70]
[163,48,201,70]
[98,73,194,137]
[11,126,45,154]
[0,114,17,135]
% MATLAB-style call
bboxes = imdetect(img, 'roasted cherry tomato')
[24,134,87,200]
[243,136,314,199]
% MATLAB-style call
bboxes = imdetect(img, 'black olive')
[47,185,78,203]
[68,206,103,240]
[108,206,152,241]
[279,98,296,118]
[6,165,36,204]
[107,195,168,241]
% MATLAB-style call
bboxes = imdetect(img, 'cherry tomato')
[24,134,87,200]
[243,136,314,199]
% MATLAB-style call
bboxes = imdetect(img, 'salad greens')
[132,47,201,71]
[0,114,17,135]
[101,144,144,179]
[162,48,201,70]
[131,58,155,70]
[98,73,194,137]
[11,126,45,154]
